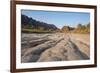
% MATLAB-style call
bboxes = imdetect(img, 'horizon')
[21,10,90,29]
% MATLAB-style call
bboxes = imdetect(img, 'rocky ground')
[21,33,90,63]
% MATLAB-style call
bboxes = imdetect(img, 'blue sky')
[21,10,90,28]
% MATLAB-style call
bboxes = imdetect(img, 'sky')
[21,10,90,28]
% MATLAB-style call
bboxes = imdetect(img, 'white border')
[16,5,94,69]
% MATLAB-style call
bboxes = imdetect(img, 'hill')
[21,14,58,33]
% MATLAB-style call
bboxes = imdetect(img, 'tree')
[87,23,90,28]
[77,24,82,29]
[61,26,70,33]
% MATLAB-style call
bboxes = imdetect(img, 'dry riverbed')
[21,33,90,63]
